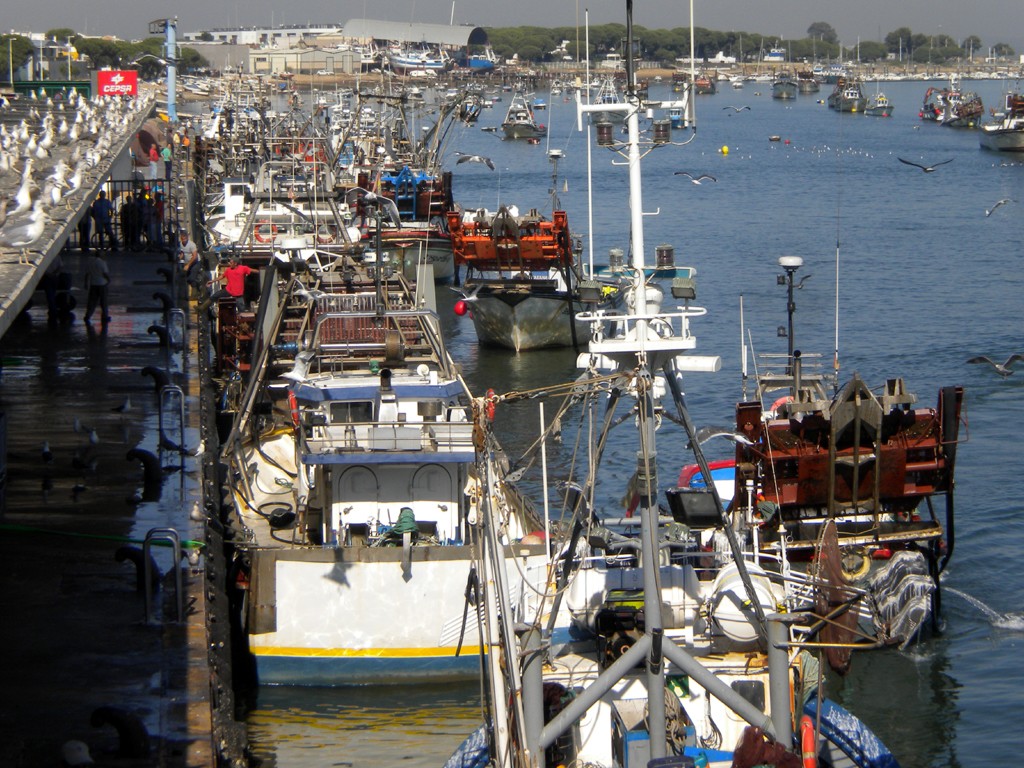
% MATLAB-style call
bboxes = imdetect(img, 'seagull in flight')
[454,152,495,170]
[687,426,753,449]
[985,198,1015,216]
[722,105,751,112]
[674,172,717,184]
[967,354,1024,377]
[898,157,954,173]
[344,187,402,229]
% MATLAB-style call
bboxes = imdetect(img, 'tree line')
[485,21,1017,66]
[0,28,208,81]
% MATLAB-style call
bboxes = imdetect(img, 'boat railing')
[576,304,717,360]
[304,418,475,458]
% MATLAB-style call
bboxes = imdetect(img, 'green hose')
[0,522,205,550]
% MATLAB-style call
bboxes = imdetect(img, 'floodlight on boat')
[671,277,696,300]
[578,280,602,303]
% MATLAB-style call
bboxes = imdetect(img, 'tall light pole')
[148,18,178,123]
[778,256,803,372]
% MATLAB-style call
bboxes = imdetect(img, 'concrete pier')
[0,94,229,765]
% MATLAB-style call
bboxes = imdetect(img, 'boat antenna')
[833,221,840,391]
[584,9,595,276]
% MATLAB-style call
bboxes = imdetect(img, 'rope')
[392,507,419,535]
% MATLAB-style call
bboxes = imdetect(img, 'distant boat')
[589,74,626,123]
[921,74,984,128]
[500,91,547,140]
[796,70,820,93]
[979,91,1024,151]
[865,92,895,117]
[771,72,797,100]
[694,71,716,94]
[827,77,866,112]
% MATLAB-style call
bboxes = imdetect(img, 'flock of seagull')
[0,87,154,263]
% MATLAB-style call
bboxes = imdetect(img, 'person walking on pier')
[148,144,159,182]
[161,143,172,184]
[83,251,110,324]
[91,190,117,251]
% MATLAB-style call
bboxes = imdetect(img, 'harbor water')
[25,76,1017,766]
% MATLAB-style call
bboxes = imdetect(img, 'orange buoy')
[485,388,496,421]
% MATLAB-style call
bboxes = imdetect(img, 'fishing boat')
[680,256,964,660]
[386,46,452,76]
[864,92,894,117]
[694,71,717,95]
[590,74,627,124]
[796,70,820,94]
[447,4,901,765]
[826,77,866,112]
[213,220,548,685]
[770,72,797,100]
[448,151,622,351]
[920,74,984,128]
[349,165,457,283]
[979,91,1024,151]
[205,144,359,251]
[501,92,547,140]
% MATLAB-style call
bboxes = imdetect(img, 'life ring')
[840,550,871,581]
[769,395,793,415]
[315,224,336,244]
[254,221,278,244]
[288,391,300,428]
[800,715,817,768]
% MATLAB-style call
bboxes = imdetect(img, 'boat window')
[336,466,378,502]
[411,464,455,505]
[330,401,374,423]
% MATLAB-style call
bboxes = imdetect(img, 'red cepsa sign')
[97,70,138,96]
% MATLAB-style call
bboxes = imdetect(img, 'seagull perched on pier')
[454,151,495,170]
[967,354,1024,377]
[0,199,47,263]
[674,172,717,184]
[985,198,1015,216]
[898,157,954,173]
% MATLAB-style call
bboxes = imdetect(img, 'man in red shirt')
[200,254,254,311]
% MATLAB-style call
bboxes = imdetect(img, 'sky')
[7,0,1022,54]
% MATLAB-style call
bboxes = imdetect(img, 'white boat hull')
[248,547,544,684]
[979,124,1024,151]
